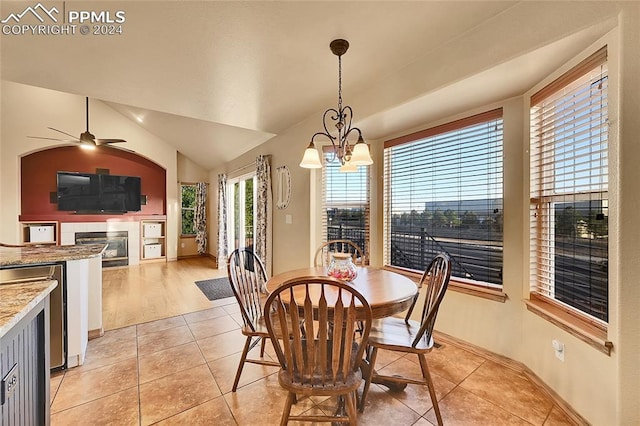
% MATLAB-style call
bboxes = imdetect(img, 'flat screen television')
[57,171,141,213]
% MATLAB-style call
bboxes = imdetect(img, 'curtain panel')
[194,182,207,254]
[255,155,273,276]
[217,173,228,270]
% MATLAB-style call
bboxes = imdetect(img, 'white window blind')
[321,147,370,260]
[383,109,503,286]
[530,47,608,322]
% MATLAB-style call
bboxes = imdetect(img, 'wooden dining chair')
[359,253,451,425]
[226,248,280,392]
[314,239,365,267]
[264,276,373,425]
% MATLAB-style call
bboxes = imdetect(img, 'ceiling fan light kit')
[29,97,127,147]
[300,39,373,172]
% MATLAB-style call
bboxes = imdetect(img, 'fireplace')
[75,231,129,267]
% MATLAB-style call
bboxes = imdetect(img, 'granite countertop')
[0,244,106,267]
[0,280,58,338]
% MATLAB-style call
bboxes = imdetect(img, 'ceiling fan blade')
[95,139,127,145]
[47,127,81,140]
[31,99,127,148]
[27,136,81,143]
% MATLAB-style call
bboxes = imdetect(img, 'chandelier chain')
[338,54,343,114]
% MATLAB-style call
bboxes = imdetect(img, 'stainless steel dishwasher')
[0,263,66,370]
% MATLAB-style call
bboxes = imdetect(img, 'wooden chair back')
[227,248,268,332]
[314,239,365,267]
[264,277,372,389]
[407,253,451,348]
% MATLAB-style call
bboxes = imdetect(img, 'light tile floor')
[49,297,576,425]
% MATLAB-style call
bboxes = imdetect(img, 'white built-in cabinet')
[140,219,166,262]
[20,221,58,245]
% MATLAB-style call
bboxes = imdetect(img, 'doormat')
[195,277,235,301]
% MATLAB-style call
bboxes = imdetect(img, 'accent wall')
[20,146,166,221]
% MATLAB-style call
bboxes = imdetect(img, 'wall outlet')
[552,339,565,362]
[285,214,292,224]
[181,242,185,248]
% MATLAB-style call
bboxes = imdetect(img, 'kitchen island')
[0,244,105,369]
[0,278,57,425]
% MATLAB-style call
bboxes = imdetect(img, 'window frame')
[527,46,612,354]
[180,183,197,237]
[529,47,609,324]
[226,172,257,253]
[321,146,371,263]
[382,108,505,295]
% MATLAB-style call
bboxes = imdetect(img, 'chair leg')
[260,336,266,357]
[418,354,443,426]
[280,391,295,426]
[345,391,358,426]
[359,346,379,412]
[232,336,253,392]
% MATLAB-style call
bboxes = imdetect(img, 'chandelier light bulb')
[350,139,373,166]
[299,141,323,168]
[339,160,358,173]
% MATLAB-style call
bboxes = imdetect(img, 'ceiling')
[0,1,617,170]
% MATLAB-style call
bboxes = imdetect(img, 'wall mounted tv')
[57,171,142,213]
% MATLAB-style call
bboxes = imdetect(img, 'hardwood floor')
[102,257,227,330]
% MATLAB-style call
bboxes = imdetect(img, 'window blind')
[383,109,503,286]
[321,147,370,260]
[530,47,608,322]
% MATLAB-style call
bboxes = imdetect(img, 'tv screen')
[57,172,141,213]
[100,174,142,212]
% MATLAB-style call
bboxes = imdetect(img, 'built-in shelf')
[140,219,166,262]
[20,221,58,245]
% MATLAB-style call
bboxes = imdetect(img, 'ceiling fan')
[29,97,126,147]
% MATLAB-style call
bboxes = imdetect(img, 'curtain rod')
[228,154,272,175]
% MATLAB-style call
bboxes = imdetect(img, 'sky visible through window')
[325,155,368,207]
[387,121,503,211]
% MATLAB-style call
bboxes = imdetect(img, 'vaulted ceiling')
[1,1,619,170]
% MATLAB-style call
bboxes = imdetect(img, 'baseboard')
[177,254,204,259]
[88,328,104,340]
[177,253,217,267]
[433,330,589,426]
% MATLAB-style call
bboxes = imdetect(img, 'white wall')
[0,82,179,260]
[177,152,209,257]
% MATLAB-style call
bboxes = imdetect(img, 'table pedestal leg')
[361,359,408,392]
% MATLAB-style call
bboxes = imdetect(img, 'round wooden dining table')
[265,266,418,319]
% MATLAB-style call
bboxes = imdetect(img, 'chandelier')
[299,39,373,172]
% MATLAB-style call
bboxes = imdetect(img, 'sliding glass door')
[227,173,256,253]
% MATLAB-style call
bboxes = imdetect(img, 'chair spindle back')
[411,253,451,348]
[314,239,365,267]
[227,248,268,332]
[265,277,372,388]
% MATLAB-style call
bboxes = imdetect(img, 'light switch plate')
[285,214,292,224]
